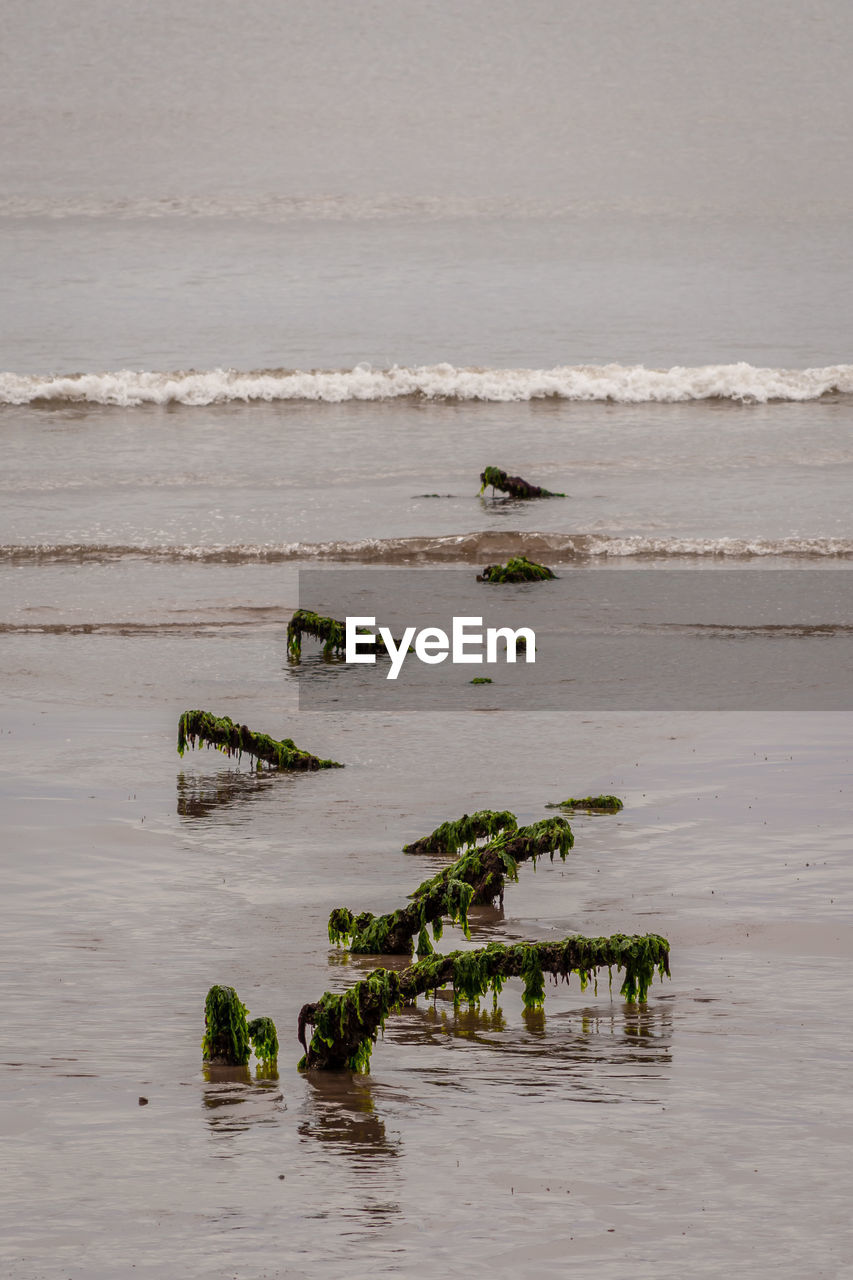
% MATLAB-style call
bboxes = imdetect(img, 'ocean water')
[2,2,853,1277]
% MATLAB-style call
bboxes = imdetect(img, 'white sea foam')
[3,534,852,565]
[1,362,852,407]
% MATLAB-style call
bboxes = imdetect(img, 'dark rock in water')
[477,555,556,583]
[479,466,565,499]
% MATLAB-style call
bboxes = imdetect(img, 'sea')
[2,3,852,1277]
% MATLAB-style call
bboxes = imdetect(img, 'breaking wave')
[2,362,852,406]
[3,533,852,566]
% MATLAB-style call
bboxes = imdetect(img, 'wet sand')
[1,679,851,1277]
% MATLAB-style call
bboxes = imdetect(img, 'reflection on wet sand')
[201,1063,285,1143]
[396,1000,509,1045]
[298,1072,400,1164]
[298,1073,403,1230]
[177,769,277,820]
[325,950,414,977]
[384,997,673,1102]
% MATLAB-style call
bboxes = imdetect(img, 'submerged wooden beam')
[402,809,518,856]
[298,933,670,1071]
[286,610,347,663]
[178,710,343,771]
[286,609,402,665]
[329,817,573,956]
[547,795,624,812]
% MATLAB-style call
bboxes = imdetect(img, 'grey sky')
[2,0,852,211]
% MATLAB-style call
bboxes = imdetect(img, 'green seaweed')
[403,809,518,856]
[298,933,671,1071]
[287,609,347,662]
[203,986,279,1067]
[470,677,493,684]
[330,817,573,955]
[479,466,565,500]
[477,556,556,584]
[202,985,251,1065]
[247,1015,279,1067]
[286,609,405,664]
[177,710,343,771]
[547,795,624,812]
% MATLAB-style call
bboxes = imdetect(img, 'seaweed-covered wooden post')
[202,985,279,1067]
[480,467,565,499]
[178,711,343,771]
[203,985,251,1065]
[329,817,574,956]
[298,934,670,1071]
[286,610,406,665]
[286,610,348,662]
[247,1017,279,1068]
[477,556,556,584]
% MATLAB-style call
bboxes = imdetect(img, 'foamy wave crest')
[2,362,852,406]
[4,534,852,566]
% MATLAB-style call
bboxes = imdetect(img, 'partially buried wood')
[286,609,347,662]
[298,933,670,1071]
[202,985,279,1067]
[479,466,565,499]
[477,556,556,583]
[178,710,343,770]
[286,609,402,664]
[402,808,518,856]
[329,817,573,956]
[246,1016,279,1068]
[547,795,624,812]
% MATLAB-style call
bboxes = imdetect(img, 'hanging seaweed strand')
[177,710,343,771]
[298,933,670,1071]
[329,816,574,955]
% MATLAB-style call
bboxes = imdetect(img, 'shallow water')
[2,693,851,1278]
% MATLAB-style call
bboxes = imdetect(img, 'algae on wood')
[479,466,565,499]
[247,1016,279,1067]
[286,609,407,665]
[203,985,279,1066]
[203,985,251,1065]
[330,817,573,956]
[547,795,624,812]
[287,610,348,662]
[477,556,556,584]
[178,710,343,771]
[403,809,518,856]
[298,933,670,1071]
